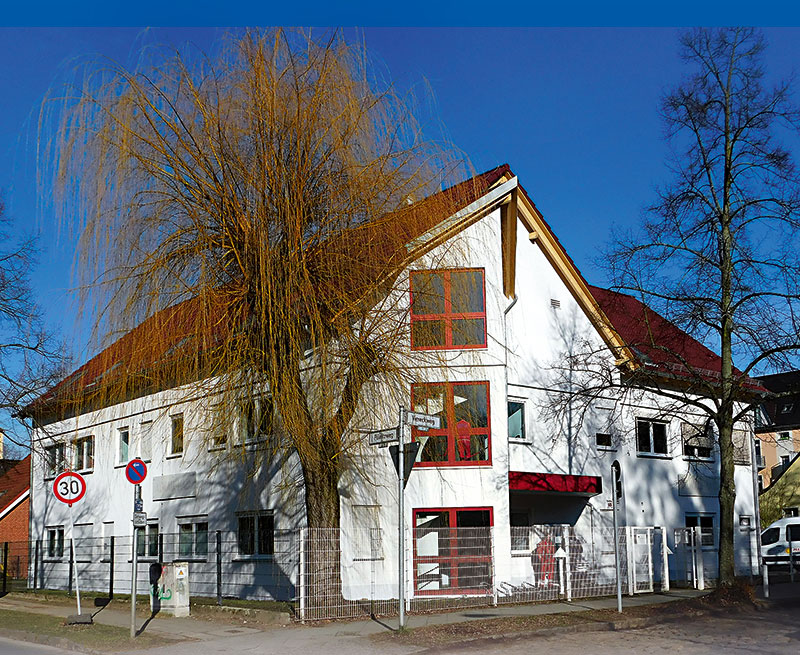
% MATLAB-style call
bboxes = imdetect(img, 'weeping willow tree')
[38,29,481,530]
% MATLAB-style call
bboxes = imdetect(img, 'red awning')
[509,471,602,496]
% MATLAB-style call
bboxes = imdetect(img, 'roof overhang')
[509,471,602,497]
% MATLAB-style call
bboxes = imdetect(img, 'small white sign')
[132,511,147,528]
[176,566,187,580]
[405,411,441,430]
[368,428,398,446]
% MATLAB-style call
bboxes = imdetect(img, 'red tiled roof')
[0,455,30,517]
[589,285,767,394]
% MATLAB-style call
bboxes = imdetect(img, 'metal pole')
[70,504,81,615]
[216,531,222,605]
[33,540,40,591]
[611,462,622,613]
[2,542,8,594]
[790,536,795,583]
[109,536,115,600]
[398,406,406,630]
[763,560,770,598]
[661,526,670,592]
[130,483,140,639]
[299,527,306,622]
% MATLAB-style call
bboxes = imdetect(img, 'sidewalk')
[0,588,743,655]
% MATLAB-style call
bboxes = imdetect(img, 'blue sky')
[2,20,800,368]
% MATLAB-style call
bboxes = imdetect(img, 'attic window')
[550,299,561,310]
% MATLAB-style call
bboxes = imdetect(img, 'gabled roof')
[756,371,800,429]
[0,455,30,519]
[590,286,767,394]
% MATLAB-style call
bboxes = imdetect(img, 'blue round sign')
[125,458,147,484]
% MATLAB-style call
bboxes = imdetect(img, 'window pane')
[419,434,448,462]
[508,402,525,440]
[451,318,486,346]
[450,270,484,314]
[179,524,193,557]
[172,415,184,454]
[119,430,129,463]
[652,423,668,454]
[195,523,208,557]
[761,527,779,545]
[412,384,447,428]
[136,529,145,557]
[636,420,651,452]
[238,516,255,555]
[148,526,159,557]
[411,272,445,315]
[86,438,94,469]
[788,525,800,542]
[411,319,446,348]
[258,515,274,555]
[596,433,612,447]
[453,384,488,428]
[456,433,488,461]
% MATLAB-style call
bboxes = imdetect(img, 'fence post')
[109,536,115,600]
[626,527,635,596]
[790,535,795,583]
[2,542,7,594]
[661,527,670,592]
[490,526,498,606]
[68,539,74,596]
[693,527,705,591]
[563,526,572,602]
[216,531,222,606]
[298,528,306,622]
[33,540,40,591]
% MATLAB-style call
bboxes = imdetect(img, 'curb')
[0,628,105,654]
[412,609,716,653]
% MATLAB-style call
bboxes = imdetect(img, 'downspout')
[503,294,519,435]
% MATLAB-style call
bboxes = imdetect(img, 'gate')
[673,527,705,590]
[629,527,654,593]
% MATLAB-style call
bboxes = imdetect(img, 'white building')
[24,165,760,607]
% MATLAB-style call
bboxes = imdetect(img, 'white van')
[761,517,800,564]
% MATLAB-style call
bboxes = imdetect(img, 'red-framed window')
[413,507,493,595]
[411,381,491,466]
[410,269,486,350]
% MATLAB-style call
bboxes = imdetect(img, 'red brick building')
[0,456,30,579]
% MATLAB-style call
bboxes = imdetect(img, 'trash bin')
[149,561,190,617]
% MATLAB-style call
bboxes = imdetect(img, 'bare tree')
[0,196,66,455]
[607,27,800,585]
[38,29,477,531]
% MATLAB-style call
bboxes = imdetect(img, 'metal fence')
[6,524,693,621]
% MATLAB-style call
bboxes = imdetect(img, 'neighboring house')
[0,455,31,582]
[21,165,759,601]
[759,452,800,526]
[755,371,800,491]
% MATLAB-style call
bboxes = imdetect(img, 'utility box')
[149,561,190,617]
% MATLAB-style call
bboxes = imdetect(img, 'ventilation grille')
[550,298,561,310]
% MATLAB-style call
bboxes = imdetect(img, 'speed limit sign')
[52,471,87,506]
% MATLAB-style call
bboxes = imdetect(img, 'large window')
[413,508,492,594]
[636,418,669,456]
[44,444,66,479]
[682,422,713,459]
[411,381,491,466]
[73,436,94,472]
[178,520,208,559]
[118,427,130,464]
[507,400,526,442]
[237,511,275,557]
[410,269,486,350]
[241,396,273,445]
[136,522,160,559]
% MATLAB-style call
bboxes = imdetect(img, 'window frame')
[636,418,670,457]
[411,381,492,468]
[170,413,184,456]
[44,443,66,480]
[236,511,275,559]
[410,268,487,351]
[135,521,160,560]
[240,395,273,446]
[685,514,715,548]
[72,435,95,473]
[117,427,130,466]
[507,399,527,443]
[177,518,208,561]
[45,526,65,560]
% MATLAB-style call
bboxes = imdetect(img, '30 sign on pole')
[52,471,87,618]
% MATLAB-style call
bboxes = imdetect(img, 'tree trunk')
[717,416,737,585]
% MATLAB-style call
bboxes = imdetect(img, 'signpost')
[365,408,439,629]
[125,459,148,638]
[52,471,87,621]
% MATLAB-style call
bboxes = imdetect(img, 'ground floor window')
[413,507,492,594]
[178,519,208,559]
[136,522,160,559]
[46,527,64,559]
[685,514,714,547]
[237,511,274,557]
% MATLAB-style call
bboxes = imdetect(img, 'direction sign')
[53,471,87,506]
[405,411,441,430]
[125,458,148,484]
[368,427,398,447]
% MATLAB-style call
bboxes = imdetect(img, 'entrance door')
[630,527,654,593]
[413,508,492,594]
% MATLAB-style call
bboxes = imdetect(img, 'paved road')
[437,606,800,654]
[0,636,73,655]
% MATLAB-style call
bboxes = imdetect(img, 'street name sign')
[53,471,87,506]
[404,411,441,430]
[368,427,398,447]
[132,511,147,528]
